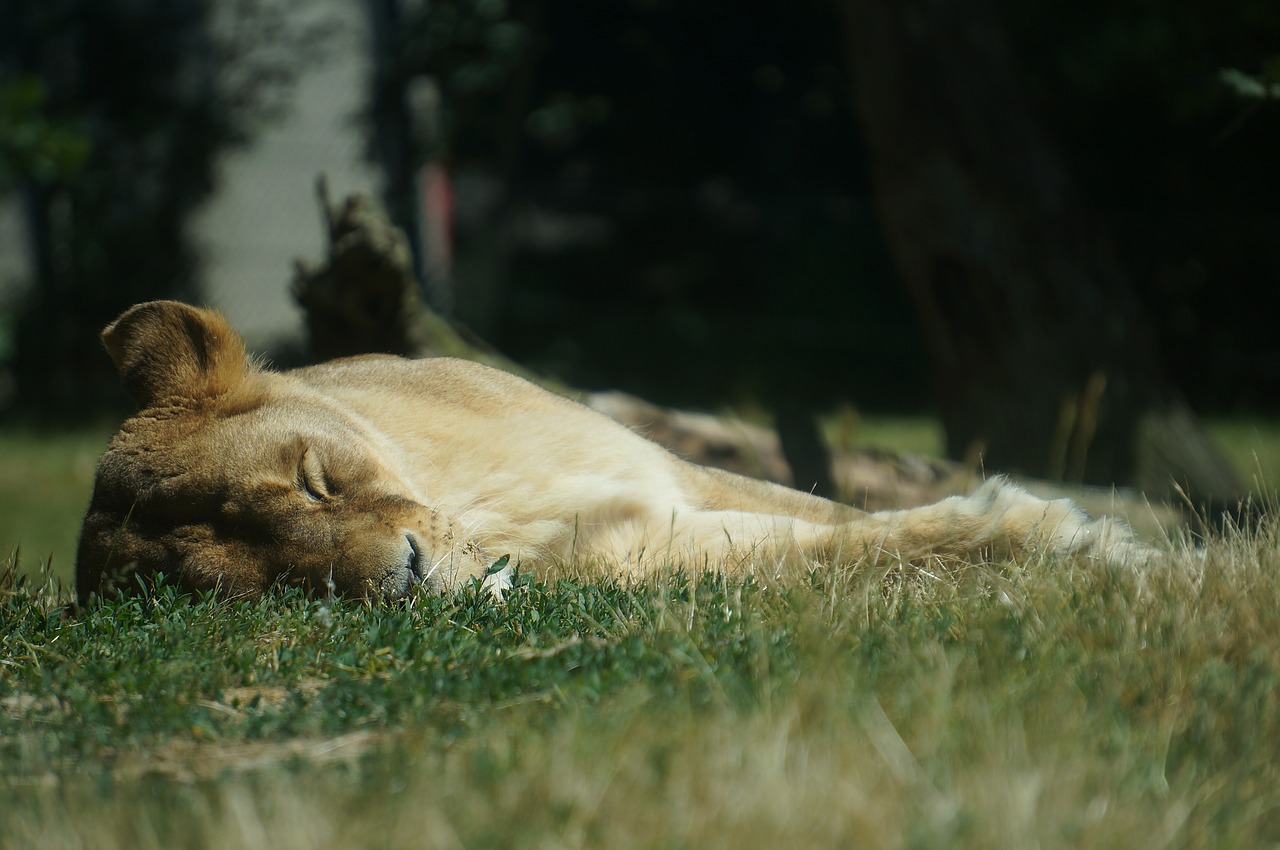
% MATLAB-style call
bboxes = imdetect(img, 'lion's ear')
[102,301,249,408]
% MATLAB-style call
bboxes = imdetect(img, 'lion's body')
[76,302,1143,604]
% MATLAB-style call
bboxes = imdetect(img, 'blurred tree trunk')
[839,0,1240,504]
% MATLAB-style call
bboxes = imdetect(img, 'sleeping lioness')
[76,301,1146,604]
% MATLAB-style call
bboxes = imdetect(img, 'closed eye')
[298,447,332,502]
[300,476,327,503]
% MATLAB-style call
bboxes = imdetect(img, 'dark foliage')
[380,0,1279,415]
[0,0,308,416]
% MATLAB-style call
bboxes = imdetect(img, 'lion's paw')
[480,558,515,598]
[968,477,1155,566]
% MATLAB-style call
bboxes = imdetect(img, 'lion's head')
[76,301,444,604]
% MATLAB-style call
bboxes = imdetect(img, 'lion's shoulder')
[291,355,579,419]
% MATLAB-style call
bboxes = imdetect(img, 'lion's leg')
[591,477,1146,575]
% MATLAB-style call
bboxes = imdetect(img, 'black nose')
[405,535,422,579]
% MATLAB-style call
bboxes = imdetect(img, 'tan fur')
[76,301,1148,604]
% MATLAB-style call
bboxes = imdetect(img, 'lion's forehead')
[103,401,418,508]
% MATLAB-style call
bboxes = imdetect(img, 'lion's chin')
[361,533,432,601]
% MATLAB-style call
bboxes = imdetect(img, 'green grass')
[0,427,112,583]
[1205,416,1280,494]
[4,536,1280,849]
[827,408,946,459]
